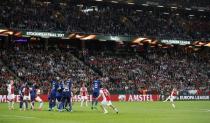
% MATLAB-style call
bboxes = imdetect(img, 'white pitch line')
[0,115,38,119]
[144,108,210,112]
[199,109,210,112]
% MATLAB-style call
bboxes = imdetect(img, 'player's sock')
[39,102,43,109]
[11,101,14,109]
[59,102,64,110]
[85,101,88,107]
[104,108,108,114]
[95,100,99,109]
[31,102,34,110]
[68,98,72,111]
[52,100,56,108]
[114,108,119,113]
[49,100,52,110]
[81,100,84,107]
[92,100,98,109]
[23,102,26,111]
[95,100,98,106]
[20,101,23,109]
[91,99,95,109]
[172,104,175,108]
[25,101,28,109]
[57,101,61,110]
[8,101,11,110]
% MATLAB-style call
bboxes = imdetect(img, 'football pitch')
[0,101,210,123]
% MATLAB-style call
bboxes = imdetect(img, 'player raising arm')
[163,88,178,108]
[96,84,118,114]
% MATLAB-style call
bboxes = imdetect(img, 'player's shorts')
[31,96,36,101]
[92,92,99,98]
[19,95,23,101]
[170,96,176,102]
[81,96,88,100]
[56,95,62,102]
[35,96,43,102]
[7,94,15,100]
[23,96,31,101]
[63,91,71,97]
[50,90,56,99]
[101,100,112,106]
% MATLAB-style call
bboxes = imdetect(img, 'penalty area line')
[199,109,210,112]
[0,115,38,119]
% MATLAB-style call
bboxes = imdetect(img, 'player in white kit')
[36,89,44,110]
[30,83,44,111]
[163,88,178,108]
[80,83,88,107]
[96,85,118,114]
[22,84,31,111]
[7,80,15,110]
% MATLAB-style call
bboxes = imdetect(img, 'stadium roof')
[37,0,210,7]
[36,0,210,11]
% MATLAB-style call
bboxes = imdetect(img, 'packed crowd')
[86,47,210,95]
[1,47,97,94]
[0,59,16,94]
[0,0,210,40]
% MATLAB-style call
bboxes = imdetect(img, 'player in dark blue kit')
[18,83,24,111]
[91,78,101,110]
[56,80,63,111]
[59,78,72,112]
[30,83,37,110]
[48,77,59,111]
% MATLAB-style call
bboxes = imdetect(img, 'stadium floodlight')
[142,4,149,6]
[157,5,164,8]
[77,4,83,7]
[171,6,177,9]
[163,12,169,15]
[136,10,142,12]
[128,2,134,5]
[185,8,191,10]
[95,0,103,1]
[111,1,118,3]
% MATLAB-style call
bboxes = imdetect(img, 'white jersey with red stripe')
[99,88,111,101]
[170,90,177,97]
[80,87,88,96]
[7,84,15,95]
[22,87,30,96]
[7,84,15,100]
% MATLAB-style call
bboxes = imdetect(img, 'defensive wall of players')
[0,94,210,103]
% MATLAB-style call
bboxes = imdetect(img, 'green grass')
[0,101,210,123]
